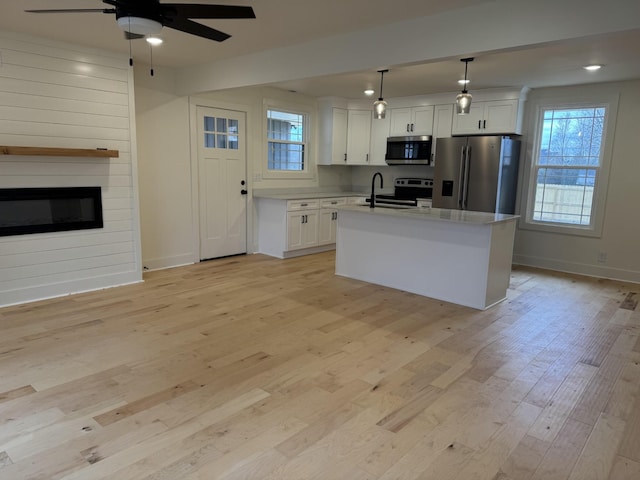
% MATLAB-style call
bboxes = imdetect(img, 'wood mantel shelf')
[0,146,119,158]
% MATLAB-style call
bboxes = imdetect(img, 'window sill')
[518,218,602,238]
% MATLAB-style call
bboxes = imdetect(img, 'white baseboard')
[142,253,195,271]
[512,254,640,284]
[0,271,143,308]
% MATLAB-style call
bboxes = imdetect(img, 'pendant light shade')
[455,58,474,115]
[374,69,389,119]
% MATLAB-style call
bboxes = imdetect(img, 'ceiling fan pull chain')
[128,17,133,67]
[150,43,154,77]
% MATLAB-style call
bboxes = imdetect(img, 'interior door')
[197,106,247,260]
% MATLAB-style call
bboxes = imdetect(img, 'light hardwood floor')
[0,252,639,480]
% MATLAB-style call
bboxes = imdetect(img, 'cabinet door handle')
[366,153,369,162]
[483,120,486,129]
[411,123,414,132]
[478,120,481,129]
[344,153,347,162]
[301,215,305,224]
[300,203,308,207]
[331,201,338,204]
[406,123,410,132]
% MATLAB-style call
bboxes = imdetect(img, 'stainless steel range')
[366,177,433,207]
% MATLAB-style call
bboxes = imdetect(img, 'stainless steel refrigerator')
[432,135,521,214]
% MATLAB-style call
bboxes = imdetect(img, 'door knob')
[240,189,248,195]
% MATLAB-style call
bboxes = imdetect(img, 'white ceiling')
[2,0,640,99]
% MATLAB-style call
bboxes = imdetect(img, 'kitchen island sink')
[334,205,519,310]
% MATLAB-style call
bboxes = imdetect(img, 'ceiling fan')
[25,0,256,42]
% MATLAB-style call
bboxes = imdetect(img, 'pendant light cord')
[377,69,389,101]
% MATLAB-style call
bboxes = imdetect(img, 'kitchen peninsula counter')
[334,205,519,310]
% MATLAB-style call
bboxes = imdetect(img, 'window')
[267,109,306,171]
[525,97,616,237]
[204,115,238,150]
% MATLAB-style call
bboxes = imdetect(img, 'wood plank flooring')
[0,251,638,479]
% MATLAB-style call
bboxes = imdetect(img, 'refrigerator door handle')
[462,146,471,209]
[458,145,466,209]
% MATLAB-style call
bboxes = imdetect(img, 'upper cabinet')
[451,99,522,135]
[346,110,372,165]
[330,108,348,164]
[318,101,371,165]
[431,104,454,164]
[389,105,434,136]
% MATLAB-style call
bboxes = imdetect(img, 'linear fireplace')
[0,187,103,237]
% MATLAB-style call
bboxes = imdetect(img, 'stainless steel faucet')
[370,172,383,208]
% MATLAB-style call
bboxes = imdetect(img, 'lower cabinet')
[287,209,319,250]
[257,196,348,258]
[318,197,347,245]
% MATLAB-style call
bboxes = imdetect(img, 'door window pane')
[203,116,240,150]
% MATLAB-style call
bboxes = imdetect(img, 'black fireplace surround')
[0,187,103,237]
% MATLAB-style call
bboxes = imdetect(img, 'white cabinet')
[451,99,520,135]
[331,108,348,164]
[389,105,434,136]
[318,106,348,165]
[318,198,345,245]
[286,199,319,251]
[318,107,372,165]
[431,104,454,165]
[346,110,372,165]
[287,210,318,250]
[256,196,348,258]
[368,113,390,165]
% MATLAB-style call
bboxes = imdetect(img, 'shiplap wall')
[0,30,142,306]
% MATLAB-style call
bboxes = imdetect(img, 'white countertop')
[253,191,367,200]
[336,204,519,225]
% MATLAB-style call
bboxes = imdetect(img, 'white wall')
[134,74,352,267]
[134,66,194,270]
[513,80,640,283]
[0,31,142,306]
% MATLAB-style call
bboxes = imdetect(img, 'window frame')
[262,99,314,180]
[520,92,619,238]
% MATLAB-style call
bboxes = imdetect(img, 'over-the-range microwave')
[385,135,432,165]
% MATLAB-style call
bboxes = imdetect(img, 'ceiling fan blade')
[25,9,115,14]
[164,4,256,19]
[124,31,145,40]
[165,17,231,42]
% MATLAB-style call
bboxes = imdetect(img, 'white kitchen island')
[335,205,519,310]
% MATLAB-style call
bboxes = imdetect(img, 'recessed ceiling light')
[583,64,602,71]
[364,89,375,96]
[146,36,163,46]
[458,79,470,85]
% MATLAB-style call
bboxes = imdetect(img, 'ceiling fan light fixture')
[146,36,163,46]
[374,69,389,120]
[117,16,163,36]
[455,57,474,115]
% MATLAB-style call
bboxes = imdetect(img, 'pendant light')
[456,58,474,115]
[373,69,389,119]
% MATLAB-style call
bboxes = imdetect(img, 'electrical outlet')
[597,251,607,264]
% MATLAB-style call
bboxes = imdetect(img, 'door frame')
[188,96,252,264]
